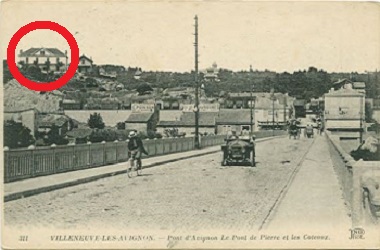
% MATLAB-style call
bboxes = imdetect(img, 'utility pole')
[250,84,255,133]
[283,93,287,127]
[194,15,200,149]
[271,88,275,136]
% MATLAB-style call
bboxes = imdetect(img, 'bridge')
[3,131,380,248]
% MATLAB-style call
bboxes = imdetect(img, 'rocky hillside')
[4,79,62,113]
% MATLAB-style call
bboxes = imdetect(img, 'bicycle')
[127,151,142,178]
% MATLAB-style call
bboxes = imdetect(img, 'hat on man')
[129,131,137,138]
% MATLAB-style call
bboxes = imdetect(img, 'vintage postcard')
[1,0,380,249]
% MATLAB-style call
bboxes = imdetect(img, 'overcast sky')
[1,1,379,73]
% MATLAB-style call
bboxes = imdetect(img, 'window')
[82,59,85,64]
[241,125,250,131]
[25,57,29,64]
[40,50,45,55]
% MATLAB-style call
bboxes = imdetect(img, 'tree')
[136,82,153,95]
[4,120,35,148]
[117,122,126,130]
[88,113,105,129]
[43,125,69,145]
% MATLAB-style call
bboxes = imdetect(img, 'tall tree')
[88,113,105,129]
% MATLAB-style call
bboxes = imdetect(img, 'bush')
[89,129,118,143]
[4,120,35,148]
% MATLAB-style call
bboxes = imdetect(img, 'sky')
[1,1,379,73]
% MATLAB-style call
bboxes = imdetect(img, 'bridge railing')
[326,131,380,226]
[4,130,286,183]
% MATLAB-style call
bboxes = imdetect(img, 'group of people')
[287,118,324,137]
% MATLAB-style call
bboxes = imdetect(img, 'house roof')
[126,112,154,123]
[79,54,93,63]
[325,88,364,97]
[229,92,252,98]
[19,48,66,57]
[333,78,353,86]
[216,109,252,125]
[158,112,218,127]
[353,82,366,89]
[39,114,70,127]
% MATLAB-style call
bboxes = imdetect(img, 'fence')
[4,130,286,183]
[4,135,224,183]
[326,131,380,226]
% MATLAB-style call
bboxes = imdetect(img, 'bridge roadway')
[5,136,315,231]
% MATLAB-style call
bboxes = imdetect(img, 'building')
[61,99,81,110]
[124,104,159,133]
[157,112,218,136]
[333,78,366,94]
[99,68,117,78]
[3,107,39,137]
[203,62,219,82]
[324,85,365,139]
[254,96,290,130]
[78,54,93,74]
[37,114,74,136]
[18,48,68,73]
[125,112,158,133]
[215,109,252,134]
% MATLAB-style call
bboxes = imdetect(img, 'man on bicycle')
[127,130,149,169]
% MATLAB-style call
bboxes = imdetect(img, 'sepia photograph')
[1,1,380,249]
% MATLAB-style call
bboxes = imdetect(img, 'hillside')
[4,79,62,113]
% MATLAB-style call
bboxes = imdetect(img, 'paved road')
[5,136,314,231]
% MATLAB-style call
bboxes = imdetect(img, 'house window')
[26,57,29,64]
[241,125,250,131]
[82,59,85,64]
[40,50,45,56]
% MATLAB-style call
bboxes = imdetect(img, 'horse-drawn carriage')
[304,124,314,138]
[288,119,301,139]
[221,131,256,167]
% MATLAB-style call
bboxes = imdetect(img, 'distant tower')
[212,62,217,73]
[134,68,142,80]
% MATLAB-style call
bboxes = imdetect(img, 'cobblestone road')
[5,136,314,231]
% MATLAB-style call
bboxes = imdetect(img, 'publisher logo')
[349,228,365,240]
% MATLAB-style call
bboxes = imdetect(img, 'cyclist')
[127,130,149,170]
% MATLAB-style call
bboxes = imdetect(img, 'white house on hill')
[18,48,68,73]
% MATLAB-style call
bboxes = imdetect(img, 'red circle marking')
[7,21,79,91]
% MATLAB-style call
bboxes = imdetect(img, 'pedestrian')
[127,130,149,169]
